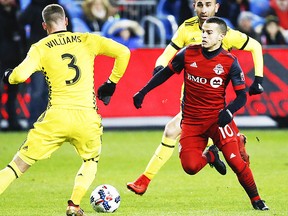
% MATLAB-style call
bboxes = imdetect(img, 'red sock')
[221,142,260,201]
[237,165,260,200]
[205,151,215,163]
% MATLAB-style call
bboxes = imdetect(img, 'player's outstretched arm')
[152,65,164,76]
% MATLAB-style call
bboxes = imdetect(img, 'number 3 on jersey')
[62,53,81,85]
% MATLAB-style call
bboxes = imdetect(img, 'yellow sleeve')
[223,29,263,78]
[155,21,187,67]
[96,36,131,83]
[223,29,247,50]
[155,17,201,68]
[155,44,178,67]
[242,37,263,77]
[170,22,186,48]
[9,45,41,84]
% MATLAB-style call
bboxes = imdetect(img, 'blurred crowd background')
[0,0,288,131]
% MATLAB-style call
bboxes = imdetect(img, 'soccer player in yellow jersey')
[0,4,130,216]
[127,0,264,195]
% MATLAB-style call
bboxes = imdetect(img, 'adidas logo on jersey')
[190,62,197,68]
[230,153,236,159]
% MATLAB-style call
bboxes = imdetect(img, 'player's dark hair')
[42,4,65,26]
[193,0,219,3]
[205,16,227,35]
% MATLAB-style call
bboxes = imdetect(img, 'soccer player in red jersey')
[127,0,257,196]
[132,17,269,211]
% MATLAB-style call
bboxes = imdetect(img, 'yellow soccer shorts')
[18,107,103,165]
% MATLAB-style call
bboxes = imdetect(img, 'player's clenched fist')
[97,79,116,105]
[218,108,233,127]
[249,76,264,96]
[133,91,145,109]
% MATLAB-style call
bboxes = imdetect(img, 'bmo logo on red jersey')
[187,74,207,84]
[187,74,223,88]
[210,77,223,88]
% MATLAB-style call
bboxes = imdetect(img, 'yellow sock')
[144,136,177,180]
[0,161,23,195]
[70,160,98,205]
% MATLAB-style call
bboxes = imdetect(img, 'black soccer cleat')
[252,200,269,210]
[208,145,227,175]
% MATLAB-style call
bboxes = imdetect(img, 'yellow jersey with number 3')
[8,31,130,110]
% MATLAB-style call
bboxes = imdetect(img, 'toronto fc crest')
[213,64,224,75]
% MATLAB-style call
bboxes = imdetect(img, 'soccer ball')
[90,184,121,213]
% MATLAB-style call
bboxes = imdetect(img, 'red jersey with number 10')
[168,44,246,124]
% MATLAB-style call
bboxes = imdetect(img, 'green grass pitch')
[0,129,287,216]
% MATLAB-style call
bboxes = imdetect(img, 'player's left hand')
[97,80,116,105]
[249,76,264,96]
[2,68,13,84]
[133,91,145,109]
[218,108,233,127]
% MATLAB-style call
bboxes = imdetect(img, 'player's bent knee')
[163,121,181,139]
[182,165,199,175]
[180,151,203,175]
[163,113,182,139]
[17,152,36,166]
[181,161,201,175]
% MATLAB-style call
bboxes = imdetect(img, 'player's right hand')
[133,91,145,109]
[152,65,164,76]
[97,80,116,105]
[2,68,13,84]
[218,108,233,127]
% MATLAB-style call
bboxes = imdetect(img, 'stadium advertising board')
[0,48,287,127]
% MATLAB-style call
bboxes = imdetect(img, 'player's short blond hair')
[42,4,65,26]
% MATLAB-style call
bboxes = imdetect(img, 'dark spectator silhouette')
[260,15,287,45]
[237,11,262,42]
[217,0,249,28]
[0,0,26,131]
